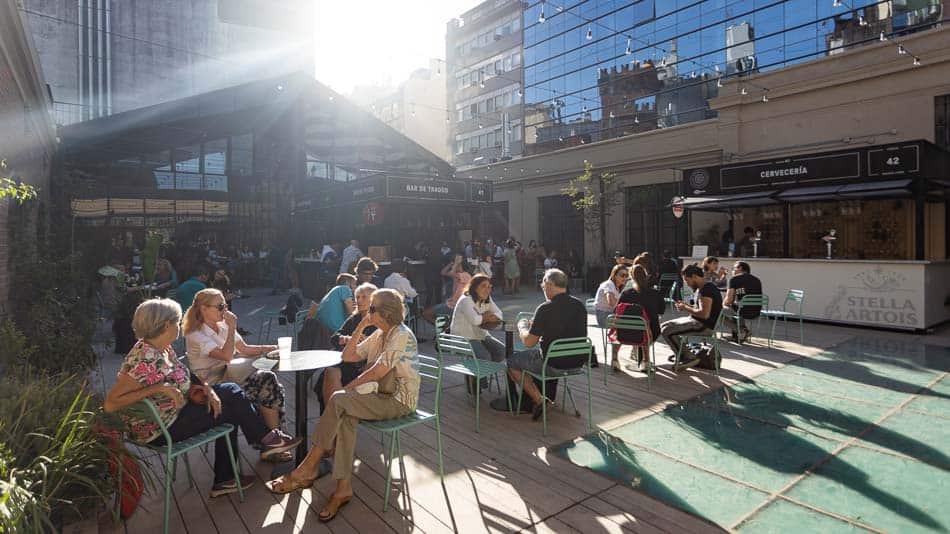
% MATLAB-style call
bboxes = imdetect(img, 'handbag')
[224,356,258,384]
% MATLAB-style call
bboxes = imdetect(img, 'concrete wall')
[0,2,58,316]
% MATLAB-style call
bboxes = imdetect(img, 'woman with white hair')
[267,288,421,523]
[104,298,301,497]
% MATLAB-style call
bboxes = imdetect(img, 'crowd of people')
[100,231,769,522]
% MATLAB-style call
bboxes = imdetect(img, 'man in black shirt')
[508,269,589,420]
[660,264,723,371]
[722,261,763,343]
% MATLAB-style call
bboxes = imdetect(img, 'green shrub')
[0,370,142,532]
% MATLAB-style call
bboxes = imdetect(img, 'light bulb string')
[828,0,923,65]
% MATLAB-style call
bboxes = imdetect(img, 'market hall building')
[56,72,499,264]
[470,2,950,332]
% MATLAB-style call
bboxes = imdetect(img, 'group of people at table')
[594,252,764,370]
[102,246,762,522]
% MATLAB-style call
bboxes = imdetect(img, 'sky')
[313,0,480,95]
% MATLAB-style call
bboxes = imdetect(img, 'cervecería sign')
[682,141,928,196]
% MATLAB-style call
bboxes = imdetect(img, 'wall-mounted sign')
[867,144,919,176]
[363,202,384,225]
[387,177,467,201]
[682,140,940,196]
[721,152,860,190]
[470,182,493,202]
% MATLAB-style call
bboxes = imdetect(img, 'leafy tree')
[0,160,38,204]
[561,161,624,266]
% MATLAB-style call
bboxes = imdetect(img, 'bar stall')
[291,174,501,299]
[681,140,950,332]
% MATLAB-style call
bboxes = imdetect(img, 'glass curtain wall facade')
[522,0,943,155]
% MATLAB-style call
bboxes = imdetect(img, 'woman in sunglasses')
[184,288,294,461]
[594,263,629,369]
[267,289,420,523]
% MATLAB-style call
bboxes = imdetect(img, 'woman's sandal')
[265,472,315,494]
[261,450,294,464]
[318,495,352,522]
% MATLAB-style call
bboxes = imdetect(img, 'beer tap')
[751,231,762,258]
[822,229,837,259]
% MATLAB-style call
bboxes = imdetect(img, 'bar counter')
[681,257,950,332]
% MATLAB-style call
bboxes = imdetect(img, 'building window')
[230,133,253,176]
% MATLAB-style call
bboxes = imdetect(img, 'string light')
[625,37,631,55]
[833,0,841,7]
[609,111,615,118]
[716,78,723,88]
[761,93,769,103]
[634,114,639,124]
[586,24,593,40]
[879,31,887,42]
[740,86,748,95]
[538,0,545,23]
[858,15,867,26]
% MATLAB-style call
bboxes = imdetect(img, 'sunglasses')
[207,303,226,311]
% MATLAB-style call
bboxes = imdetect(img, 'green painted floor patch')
[552,434,769,526]
[785,447,950,534]
[905,376,950,416]
[608,402,840,492]
[860,410,950,468]
[724,382,891,442]
[757,366,912,407]
[736,500,868,533]
[788,356,940,395]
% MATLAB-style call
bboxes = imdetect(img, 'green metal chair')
[672,311,725,376]
[437,333,511,431]
[733,294,771,346]
[363,354,444,512]
[257,310,283,344]
[604,314,654,387]
[762,289,806,345]
[514,337,593,436]
[127,399,243,534]
[658,272,678,293]
[291,309,309,349]
[433,315,450,351]
[585,298,607,368]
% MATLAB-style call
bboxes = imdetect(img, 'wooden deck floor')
[84,305,862,534]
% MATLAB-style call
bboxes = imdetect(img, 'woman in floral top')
[267,289,420,523]
[104,298,301,498]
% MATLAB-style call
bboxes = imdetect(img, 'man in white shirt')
[383,260,418,300]
[339,240,363,274]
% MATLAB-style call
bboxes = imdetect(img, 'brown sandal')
[265,472,315,494]
[318,495,352,522]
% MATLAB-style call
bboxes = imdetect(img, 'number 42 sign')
[868,145,919,176]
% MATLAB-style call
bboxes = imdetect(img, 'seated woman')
[451,274,504,392]
[312,283,378,414]
[185,289,292,460]
[266,289,420,523]
[617,265,663,372]
[594,264,628,370]
[104,299,300,497]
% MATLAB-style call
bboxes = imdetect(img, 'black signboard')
[867,144,919,176]
[470,181,493,202]
[387,177,467,201]
[683,141,937,196]
[348,176,386,202]
[721,152,860,191]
